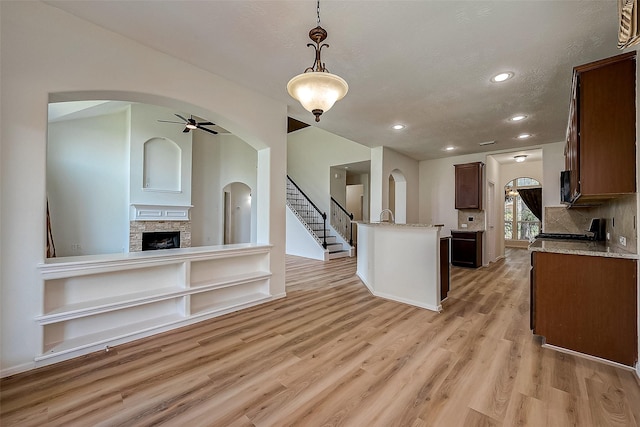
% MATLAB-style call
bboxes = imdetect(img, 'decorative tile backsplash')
[544,194,637,251]
[457,209,485,231]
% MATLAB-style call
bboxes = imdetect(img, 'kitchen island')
[356,222,442,311]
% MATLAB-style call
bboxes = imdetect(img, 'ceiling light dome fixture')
[509,114,527,122]
[514,155,527,162]
[491,72,514,83]
[517,133,532,139]
[392,124,405,130]
[287,0,348,122]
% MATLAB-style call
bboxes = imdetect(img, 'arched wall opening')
[46,91,265,256]
[223,182,253,244]
[389,169,407,224]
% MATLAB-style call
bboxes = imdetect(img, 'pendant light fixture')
[287,1,348,122]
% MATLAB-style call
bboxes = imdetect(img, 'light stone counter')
[528,239,638,259]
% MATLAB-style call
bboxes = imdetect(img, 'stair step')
[326,242,343,251]
[328,250,349,259]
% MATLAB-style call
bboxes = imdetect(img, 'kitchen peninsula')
[356,222,442,311]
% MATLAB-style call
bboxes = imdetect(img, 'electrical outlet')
[619,236,627,247]
[461,223,468,228]
[606,232,610,241]
[468,216,474,222]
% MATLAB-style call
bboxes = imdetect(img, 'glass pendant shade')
[287,71,349,121]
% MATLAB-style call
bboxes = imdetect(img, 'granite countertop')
[528,239,638,259]
[450,229,484,233]
[354,221,442,228]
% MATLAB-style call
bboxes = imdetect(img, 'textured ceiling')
[45,1,625,160]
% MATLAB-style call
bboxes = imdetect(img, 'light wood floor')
[1,248,639,426]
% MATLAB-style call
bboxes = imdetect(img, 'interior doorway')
[222,182,252,244]
[388,169,407,223]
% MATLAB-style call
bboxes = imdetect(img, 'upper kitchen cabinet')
[455,162,484,210]
[564,52,636,206]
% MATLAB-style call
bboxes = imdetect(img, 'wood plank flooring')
[1,248,639,426]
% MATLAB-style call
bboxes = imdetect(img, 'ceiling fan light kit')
[158,114,218,135]
[287,0,348,122]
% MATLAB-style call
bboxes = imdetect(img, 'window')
[504,178,541,241]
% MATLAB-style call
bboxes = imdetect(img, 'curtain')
[619,0,640,49]
[46,199,56,258]
[518,188,542,222]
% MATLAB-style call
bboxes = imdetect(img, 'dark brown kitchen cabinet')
[440,237,450,300]
[451,231,482,268]
[454,162,483,210]
[564,52,636,205]
[531,251,637,366]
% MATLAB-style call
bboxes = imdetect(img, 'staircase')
[286,176,350,260]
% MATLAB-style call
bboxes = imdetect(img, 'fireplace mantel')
[130,204,192,221]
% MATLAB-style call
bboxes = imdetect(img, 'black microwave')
[560,170,571,203]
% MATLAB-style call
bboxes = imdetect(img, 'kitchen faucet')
[379,209,395,223]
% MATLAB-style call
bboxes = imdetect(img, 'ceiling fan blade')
[183,127,190,133]
[197,125,218,135]
[175,114,189,123]
[158,120,184,124]
[198,122,215,126]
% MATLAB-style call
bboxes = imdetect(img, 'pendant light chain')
[317,0,321,26]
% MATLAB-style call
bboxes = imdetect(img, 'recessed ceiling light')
[491,72,514,83]
[514,155,527,162]
[392,124,405,130]
[517,133,532,139]
[445,146,455,151]
[509,114,527,122]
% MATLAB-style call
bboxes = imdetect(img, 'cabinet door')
[440,238,450,300]
[533,252,637,366]
[577,52,636,196]
[455,162,483,209]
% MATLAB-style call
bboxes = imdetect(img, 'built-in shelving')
[37,244,274,364]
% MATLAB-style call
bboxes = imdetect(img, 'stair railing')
[330,197,354,246]
[286,175,327,249]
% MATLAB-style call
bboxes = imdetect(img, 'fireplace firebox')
[142,231,180,251]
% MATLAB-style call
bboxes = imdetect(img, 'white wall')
[374,147,419,224]
[130,103,193,207]
[47,111,129,256]
[419,152,486,234]
[0,1,286,375]
[500,160,543,186]
[191,133,257,246]
[287,126,370,214]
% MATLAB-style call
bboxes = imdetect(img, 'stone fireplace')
[129,205,192,252]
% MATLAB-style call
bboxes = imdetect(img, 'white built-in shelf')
[190,292,271,317]
[37,313,186,361]
[36,244,275,364]
[189,271,271,289]
[36,286,186,324]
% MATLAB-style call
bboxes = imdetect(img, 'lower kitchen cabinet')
[451,231,483,268]
[440,237,451,300]
[531,251,637,366]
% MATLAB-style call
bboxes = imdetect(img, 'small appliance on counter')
[535,218,605,241]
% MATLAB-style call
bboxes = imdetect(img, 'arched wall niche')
[143,137,181,191]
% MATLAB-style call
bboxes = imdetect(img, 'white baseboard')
[1,361,36,378]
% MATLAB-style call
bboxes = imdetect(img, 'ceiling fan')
[158,114,218,135]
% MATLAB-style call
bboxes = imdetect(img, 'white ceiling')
[45,1,626,161]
